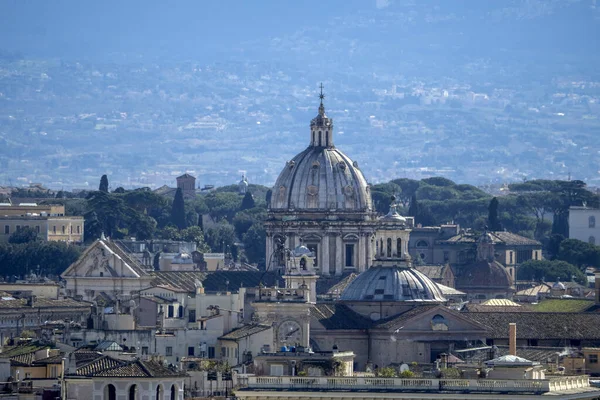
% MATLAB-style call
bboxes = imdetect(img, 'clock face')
[277,320,302,346]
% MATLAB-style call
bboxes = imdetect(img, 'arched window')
[416,240,429,248]
[387,238,392,258]
[325,130,329,146]
[431,314,448,331]
[590,216,596,228]
[590,236,596,245]
[105,384,116,400]
[129,384,138,400]
[156,385,163,400]
[380,239,384,256]
[170,384,177,400]
[318,131,322,146]
[300,257,307,270]
[396,238,402,257]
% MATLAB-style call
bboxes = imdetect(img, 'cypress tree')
[99,175,109,192]
[241,192,255,210]
[488,197,501,231]
[265,189,272,208]
[408,194,419,218]
[171,188,187,230]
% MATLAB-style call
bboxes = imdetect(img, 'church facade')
[265,91,377,276]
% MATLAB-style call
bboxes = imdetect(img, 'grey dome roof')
[173,252,193,264]
[340,265,446,302]
[292,244,313,257]
[270,94,372,212]
[378,203,406,224]
[271,147,372,211]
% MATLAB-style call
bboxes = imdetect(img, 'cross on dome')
[310,83,334,147]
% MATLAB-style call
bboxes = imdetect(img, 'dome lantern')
[310,83,334,148]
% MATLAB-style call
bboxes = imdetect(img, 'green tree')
[204,192,242,222]
[205,221,237,260]
[488,197,501,231]
[408,194,419,218]
[517,259,586,284]
[171,188,187,230]
[390,178,420,207]
[179,226,211,252]
[85,191,130,238]
[545,234,565,259]
[198,214,204,231]
[233,207,267,238]
[557,238,600,268]
[371,183,400,214]
[243,223,266,266]
[241,192,256,210]
[99,175,109,192]
[128,213,157,240]
[8,227,39,244]
[421,176,455,187]
[265,189,272,208]
[0,241,82,278]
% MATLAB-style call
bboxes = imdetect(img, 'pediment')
[377,305,488,334]
[61,239,146,279]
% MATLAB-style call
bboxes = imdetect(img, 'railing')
[246,375,590,394]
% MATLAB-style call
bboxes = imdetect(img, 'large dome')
[270,95,372,212]
[340,265,447,302]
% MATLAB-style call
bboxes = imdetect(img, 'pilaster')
[358,234,365,273]
[321,234,330,276]
[335,233,343,276]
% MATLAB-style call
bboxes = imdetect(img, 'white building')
[569,206,600,245]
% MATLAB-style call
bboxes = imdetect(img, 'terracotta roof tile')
[219,325,271,341]
[463,312,600,340]
[311,303,372,330]
[151,271,283,293]
[90,359,185,378]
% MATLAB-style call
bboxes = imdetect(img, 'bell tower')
[283,244,318,304]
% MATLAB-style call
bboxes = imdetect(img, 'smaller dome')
[455,260,512,291]
[340,265,446,302]
[553,281,566,290]
[173,252,193,264]
[378,197,406,224]
[292,245,313,257]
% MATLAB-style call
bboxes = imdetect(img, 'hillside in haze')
[0,0,599,190]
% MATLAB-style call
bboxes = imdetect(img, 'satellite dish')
[400,363,410,373]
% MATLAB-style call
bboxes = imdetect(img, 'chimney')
[595,273,600,304]
[509,323,517,356]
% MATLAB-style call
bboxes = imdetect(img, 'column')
[321,234,330,276]
[265,234,273,270]
[302,315,310,348]
[366,234,372,269]
[335,234,343,276]
[357,234,365,273]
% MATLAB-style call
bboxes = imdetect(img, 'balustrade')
[245,375,590,394]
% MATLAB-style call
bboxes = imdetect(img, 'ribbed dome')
[271,147,371,211]
[270,90,372,212]
[454,260,513,291]
[340,265,446,302]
